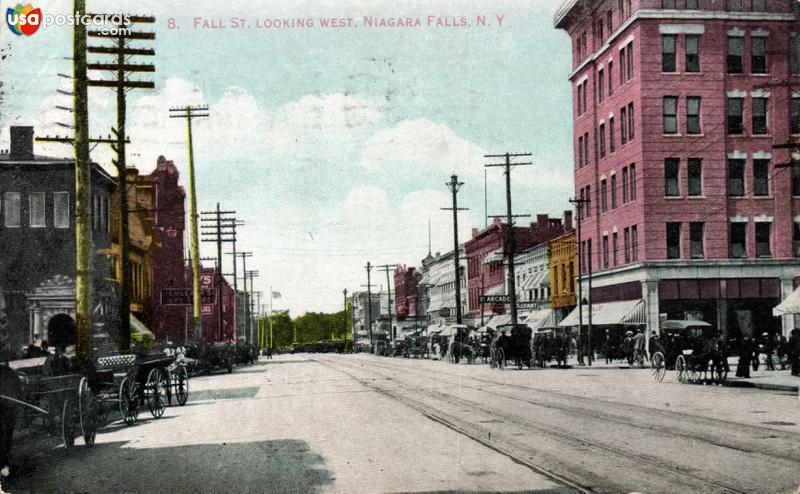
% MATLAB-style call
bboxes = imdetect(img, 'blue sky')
[0,0,574,314]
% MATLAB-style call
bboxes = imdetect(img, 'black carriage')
[235,343,257,366]
[184,340,235,374]
[490,324,533,370]
[650,320,727,384]
[448,325,476,364]
[1,355,98,469]
[531,327,570,368]
[404,334,429,359]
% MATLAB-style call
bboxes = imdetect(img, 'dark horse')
[0,364,21,483]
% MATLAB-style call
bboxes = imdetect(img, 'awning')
[427,324,444,334]
[523,309,553,329]
[131,314,154,348]
[531,310,558,330]
[559,299,645,327]
[427,297,444,313]
[484,313,511,330]
[483,249,504,264]
[483,284,505,297]
[774,286,800,316]
[520,270,548,290]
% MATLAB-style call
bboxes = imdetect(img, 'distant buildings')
[421,248,467,327]
[555,0,800,337]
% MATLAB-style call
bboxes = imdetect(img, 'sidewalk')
[552,355,799,393]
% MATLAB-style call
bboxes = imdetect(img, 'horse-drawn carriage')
[531,327,570,368]
[90,351,189,425]
[404,334,429,359]
[0,354,98,486]
[184,340,235,374]
[649,320,727,384]
[489,324,533,370]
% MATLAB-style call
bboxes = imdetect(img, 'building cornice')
[567,9,796,81]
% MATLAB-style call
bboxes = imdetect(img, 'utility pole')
[343,288,348,346]
[363,262,374,352]
[236,252,253,342]
[201,204,236,341]
[252,290,263,345]
[86,15,156,353]
[169,105,208,339]
[246,270,260,344]
[442,175,468,325]
[570,196,591,365]
[485,152,532,325]
[376,264,398,340]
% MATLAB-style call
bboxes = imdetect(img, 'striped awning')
[483,284,505,297]
[520,270,548,290]
[559,299,645,327]
[483,249,504,264]
[774,286,800,316]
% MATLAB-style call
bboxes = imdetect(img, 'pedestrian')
[633,329,645,367]
[789,329,800,377]
[777,335,788,370]
[576,331,585,366]
[762,332,775,371]
[604,329,612,364]
[736,336,753,378]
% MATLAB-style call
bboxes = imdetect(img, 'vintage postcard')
[0,0,798,492]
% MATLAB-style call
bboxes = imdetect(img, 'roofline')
[554,0,581,29]
[0,157,116,185]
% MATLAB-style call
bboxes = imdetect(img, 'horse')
[0,364,21,485]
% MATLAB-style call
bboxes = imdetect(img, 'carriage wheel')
[164,370,174,406]
[175,366,189,406]
[78,377,97,447]
[61,398,76,453]
[651,352,666,383]
[119,377,140,425]
[146,369,167,418]
[675,355,687,383]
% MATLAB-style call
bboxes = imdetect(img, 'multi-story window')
[727,97,744,134]
[598,69,605,102]
[627,102,635,140]
[751,36,768,74]
[602,235,609,268]
[794,221,800,257]
[753,159,769,196]
[753,0,766,11]
[620,46,626,82]
[727,0,742,12]
[792,33,800,75]
[599,123,606,158]
[622,167,629,203]
[728,159,745,196]
[666,222,681,259]
[731,222,747,258]
[577,135,583,167]
[752,97,768,134]
[685,34,700,72]
[623,227,631,262]
[662,0,676,7]
[608,61,614,95]
[611,174,617,209]
[594,127,599,162]
[601,178,608,212]
[688,158,702,196]
[583,132,590,165]
[663,96,678,134]
[626,41,634,80]
[53,191,69,228]
[609,117,616,153]
[629,163,637,200]
[755,222,771,258]
[665,158,680,196]
[686,96,701,134]
[631,225,639,261]
[606,10,612,35]
[690,222,704,259]
[612,232,618,265]
[663,35,677,72]
[29,192,46,228]
[794,160,800,196]
[620,106,628,144]
[727,35,743,74]
[686,0,698,8]
[791,96,800,134]
[4,192,20,227]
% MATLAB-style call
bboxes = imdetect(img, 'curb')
[723,379,798,393]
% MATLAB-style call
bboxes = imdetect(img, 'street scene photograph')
[0,0,799,492]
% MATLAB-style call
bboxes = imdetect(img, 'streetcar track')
[349,354,800,463]
[316,357,754,494]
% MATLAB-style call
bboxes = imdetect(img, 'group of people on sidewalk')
[735,329,800,378]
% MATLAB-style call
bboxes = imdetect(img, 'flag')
[272,291,282,299]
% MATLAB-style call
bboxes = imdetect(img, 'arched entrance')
[47,313,76,349]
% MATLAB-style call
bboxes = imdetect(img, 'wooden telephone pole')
[441,175,468,325]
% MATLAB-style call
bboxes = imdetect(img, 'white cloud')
[358,118,496,184]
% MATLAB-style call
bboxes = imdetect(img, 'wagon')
[531,327,569,368]
[185,340,235,374]
[1,357,97,459]
[650,320,727,384]
[490,324,533,370]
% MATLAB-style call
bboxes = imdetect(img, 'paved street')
[9,354,800,493]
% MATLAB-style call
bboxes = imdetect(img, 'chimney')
[536,214,548,229]
[9,126,34,161]
[564,210,573,231]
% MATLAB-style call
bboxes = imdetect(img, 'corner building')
[555,0,800,338]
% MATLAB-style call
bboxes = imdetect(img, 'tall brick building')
[555,0,800,337]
